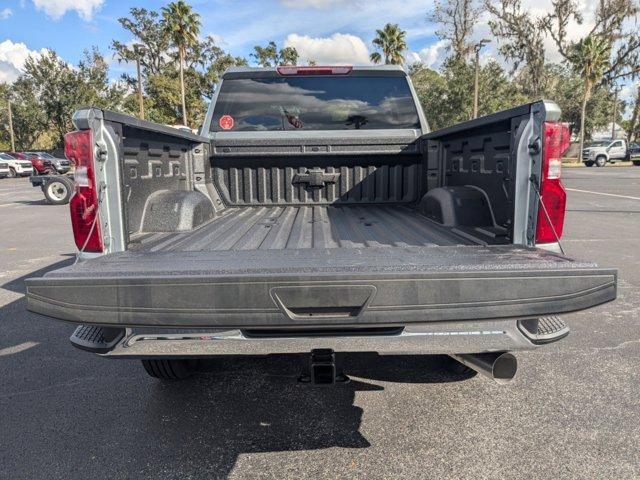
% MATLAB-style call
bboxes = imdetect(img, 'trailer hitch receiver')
[299,349,349,385]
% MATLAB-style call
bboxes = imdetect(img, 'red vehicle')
[8,152,55,175]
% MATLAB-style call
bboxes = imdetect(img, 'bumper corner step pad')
[518,316,570,344]
[70,325,125,354]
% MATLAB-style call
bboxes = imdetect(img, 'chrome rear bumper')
[94,317,568,358]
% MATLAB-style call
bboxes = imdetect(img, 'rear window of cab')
[210,75,421,132]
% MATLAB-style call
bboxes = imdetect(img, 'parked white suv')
[582,139,628,167]
[0,152,34,177]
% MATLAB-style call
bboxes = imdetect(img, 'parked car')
[23,151,71,174]
[629,142,640,166]
[0,152,34,177]
[0,159,8,178]
[582,138,628,167]
[7,151,55,175]
[25,66,617,384]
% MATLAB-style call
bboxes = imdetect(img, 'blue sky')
[0,0,636,115]
[0,0,441,80]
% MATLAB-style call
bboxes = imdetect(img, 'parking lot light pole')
[133,44,145,120]
[7,98,15,152]
[473,39,491,119]
[611,85,621,140]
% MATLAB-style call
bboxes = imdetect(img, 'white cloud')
[222,0,436,50]
[408,40,448,68]
[31,0,104,21]
[406,52,421,64]
[0,39,47,83]
[0,8,13,19]
[284,33,371,65]
[0,62,20,83]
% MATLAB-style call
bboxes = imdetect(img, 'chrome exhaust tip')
[449,352,517,384]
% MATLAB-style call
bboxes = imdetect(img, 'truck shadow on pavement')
[1,259,474,479]
[125,354,472,478]
[2,256,75,295]
[11,199,49,206]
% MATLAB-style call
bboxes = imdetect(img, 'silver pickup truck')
[26,66,616,384]
[582,139,628,167]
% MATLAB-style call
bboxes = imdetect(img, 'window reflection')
[211,76,421,132]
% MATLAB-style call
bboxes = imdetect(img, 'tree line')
[420,0,640,153]
[1,0,639,151]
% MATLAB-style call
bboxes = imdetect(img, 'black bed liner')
[131,205,472,252]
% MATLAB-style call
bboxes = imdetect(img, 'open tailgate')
[25,245,616,328]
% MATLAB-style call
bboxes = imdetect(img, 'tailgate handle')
[270,285,376,320]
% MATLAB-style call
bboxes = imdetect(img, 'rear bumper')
[86,317,568,357]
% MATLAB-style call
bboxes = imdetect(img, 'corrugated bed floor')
[132,205,470,252]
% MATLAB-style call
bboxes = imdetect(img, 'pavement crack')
[0,376,100,399]
[594,339,640,352]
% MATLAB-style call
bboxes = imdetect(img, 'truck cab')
[629,142,640,166]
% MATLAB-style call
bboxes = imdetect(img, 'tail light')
[535,122,570,244]
[276,66,352,76]
[64,130,103,252]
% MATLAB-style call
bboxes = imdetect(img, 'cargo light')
[64,129,103,252]
[276,66,353,76]
[535,122,570,244]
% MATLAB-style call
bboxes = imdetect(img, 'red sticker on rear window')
[219,115,234,130]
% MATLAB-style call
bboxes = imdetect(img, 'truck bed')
[130,205,472,252]
[25,101,617,334]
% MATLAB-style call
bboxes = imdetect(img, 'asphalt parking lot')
[1,168,639,479]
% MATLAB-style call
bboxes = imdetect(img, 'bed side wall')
[425,113,530,240]
[117,124,215,241]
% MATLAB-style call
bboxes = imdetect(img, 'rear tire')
[42,177,73,205]
[8,167,17,178]
[595,155,607,167]
[141,359,196,380]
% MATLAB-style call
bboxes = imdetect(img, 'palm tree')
[569,35,611,155]
[370,23,407,65]
[162,1,201,126]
